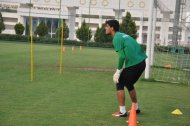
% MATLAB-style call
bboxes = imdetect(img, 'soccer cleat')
[112,111,127,117]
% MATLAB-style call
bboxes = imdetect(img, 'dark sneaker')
[127,109,141,114]
[112,111,127,117]
[136,109,141,114]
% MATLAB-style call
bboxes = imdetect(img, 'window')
[169,27,173,31]
[143,18,148,21]
[143,26,148,31]
[132,17,140,21]
[156,27,160,31]
[46,19,52,32]
[156,18,161,22]
[52,19,58,33]
[156,34,160,39]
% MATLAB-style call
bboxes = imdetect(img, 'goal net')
[151,44,190,85]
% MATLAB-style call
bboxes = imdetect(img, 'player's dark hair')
[105,20,119,32]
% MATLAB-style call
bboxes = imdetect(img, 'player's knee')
[126,85,134,91]
[116,83,124,90]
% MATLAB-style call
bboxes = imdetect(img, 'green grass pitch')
[0,41,190,126]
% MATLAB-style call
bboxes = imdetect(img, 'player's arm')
[117,49,125,70]
[112,37,126,83]
[112,49,125,83]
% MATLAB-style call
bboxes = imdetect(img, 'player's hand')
[113,69,121,84]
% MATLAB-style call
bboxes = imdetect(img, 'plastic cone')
[171,109,183,115]
[165,64,171,69]
[63,47,66,52]
[71,46,74,51]
[80,45,82,51]
[128,103,137,126]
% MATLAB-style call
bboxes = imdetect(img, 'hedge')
[0,34,113,48]
[0,34,189,53]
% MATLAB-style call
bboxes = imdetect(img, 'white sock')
[136,103,139,110]
[120,106,126,114]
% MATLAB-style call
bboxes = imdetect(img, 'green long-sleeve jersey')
[112,32,147,69]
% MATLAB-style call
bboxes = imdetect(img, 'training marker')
[80,45,82,51]
[165,64,171,69]
[127,103,138,126]
[63,47,66,52]
[171,109,183,115]
[71,46,74,51]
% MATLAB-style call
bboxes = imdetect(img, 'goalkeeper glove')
[113,69,121,84]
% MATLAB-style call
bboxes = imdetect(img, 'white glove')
[113,69,121,84]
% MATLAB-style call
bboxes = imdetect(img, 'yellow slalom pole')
[30,16,34,81]
[59,19,64,74]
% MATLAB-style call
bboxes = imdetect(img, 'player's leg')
[117,90,125,106]
[112,71,127,117]
[129,88,137,103]
[111,89,127,117]
[128,88,141,113]
[125,60,146,113]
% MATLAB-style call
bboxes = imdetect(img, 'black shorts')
[116,60,146,91]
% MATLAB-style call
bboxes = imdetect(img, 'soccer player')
[105,20,147,117]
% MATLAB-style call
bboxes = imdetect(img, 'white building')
[0,0,190,46]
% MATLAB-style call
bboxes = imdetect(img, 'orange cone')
[165,64,171,69]
[128,103,137,126]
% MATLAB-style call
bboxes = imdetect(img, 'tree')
[94,24,112,43]
[120,12,137,39]
[34,20,48,37]
[0,12,5,34]
[76,20,92,42]
[56,20,69,39]
[14,22,25,35]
